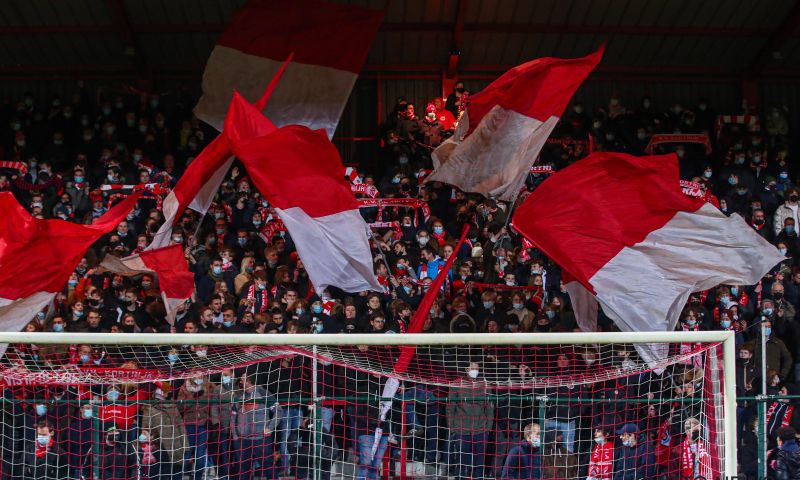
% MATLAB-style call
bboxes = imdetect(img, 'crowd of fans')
[0,79,796,479]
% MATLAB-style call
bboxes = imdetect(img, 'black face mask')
[456,87,466,94]
[791,195,799,202]
[690,430,700,441]
[120,325,135,333]
[775,292,784,301]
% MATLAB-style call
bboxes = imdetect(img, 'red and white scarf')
[35,437,54,459]
[680,439,710,480]
[245,284,270,313]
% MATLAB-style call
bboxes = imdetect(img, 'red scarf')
[246,284,270,313]
[680,439,710,480]
[431,231,447,246]
[35,437,54,458]
[588,441,614,479]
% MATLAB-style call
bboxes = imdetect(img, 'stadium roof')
[0,0,798,82]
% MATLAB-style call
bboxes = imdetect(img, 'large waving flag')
[0,191,141,335]
[99,245,195,325]
[428,45,604,200]
[147,57,290,250]
[194,0,383,138]
[224,93,381,294]
[512,152,783,339]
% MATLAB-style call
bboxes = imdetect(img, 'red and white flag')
[224,94,381,295]
[194,0,383,138]
[148,136,233,249]
[428,45,604,200]
[0,191,141,337]
[513,152,783,340]
[99,245,195,325]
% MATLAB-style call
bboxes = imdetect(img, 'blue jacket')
[613,441,656,480]
[500,441,542,479]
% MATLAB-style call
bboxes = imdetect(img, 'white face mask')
[467,369,479,379]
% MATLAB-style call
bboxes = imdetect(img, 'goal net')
[0,331,735,480]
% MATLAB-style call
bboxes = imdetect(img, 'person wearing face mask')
[66,405,98,479]
[586,427,614,480]
[774,187,800,237]
[500,422,543,479]
[140,382,188,477]
[234,373,283,480]
[612,423,655,480]
[446,81,468,118]
[754,319,794,381]
[416,245,448,282]
[421,103,444,148]
[778,218,800,260]
[507,292,535,332]
[446,361,493,480]
[177,376,220,480]
[22,421,69,480]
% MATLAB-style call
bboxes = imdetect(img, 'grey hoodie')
[235,385,284,439]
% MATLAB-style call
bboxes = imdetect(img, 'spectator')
[776,426,800,480]
[612,423,655,480]
[446,360,493,480]
[500,422,542,479]
[22,421,68,480]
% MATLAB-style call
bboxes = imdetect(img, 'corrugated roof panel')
[601,0,631,26]
[528,0,557,23]
[509,0,536,25]
[673,1,705,27]
[636,0,671,26]
[545,0,573,24]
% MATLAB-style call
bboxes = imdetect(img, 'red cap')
[426,103,436,114]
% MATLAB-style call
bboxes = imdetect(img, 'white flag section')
[513,152,783,364]
[428,45,604,200]
[431,108,560,200]
[277,207,382,294]
[194,0,383,137]
[590,203,784,335]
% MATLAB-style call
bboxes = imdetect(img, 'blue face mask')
[68,280,78,288]
[295,308,304,316]
[223,320,233,328]
[212,266,222,275]
[765,327,772,337]
[545,310,556,319]
[237,238,247,246]
[257,283,266,290]
[52,323,64,332]
[512,303,524,310]
[167,353,179,364]
[82,409,93,419]
[720,295,730,306]
[483,301,494,310]
[138,434,148,443]
[530,437,541,448]
[763,307,774,316]
[786,226,796,235]
[594,437,605,445]
[35,404,47,416]
[221,375,231,385]
[37,435,50,446]
[312,305,323,314]
[314,323,324,334]
[728,176,736,186]
[730,287,738,297]
[721,320,731,329]
[433,226,444,235]
[72,310,83,318]
[396,263,406,270]
[80,354,91,364]
[74,176,84,183]
[403,286,412,294]
[106,390,120,402]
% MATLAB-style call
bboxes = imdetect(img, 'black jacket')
[777,441,800,480]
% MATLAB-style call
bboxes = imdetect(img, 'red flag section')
[428,45,604,200]
[99,245,195,325]
[223,92,381,295]
[194,0,383,137]
[0,191,142,335]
